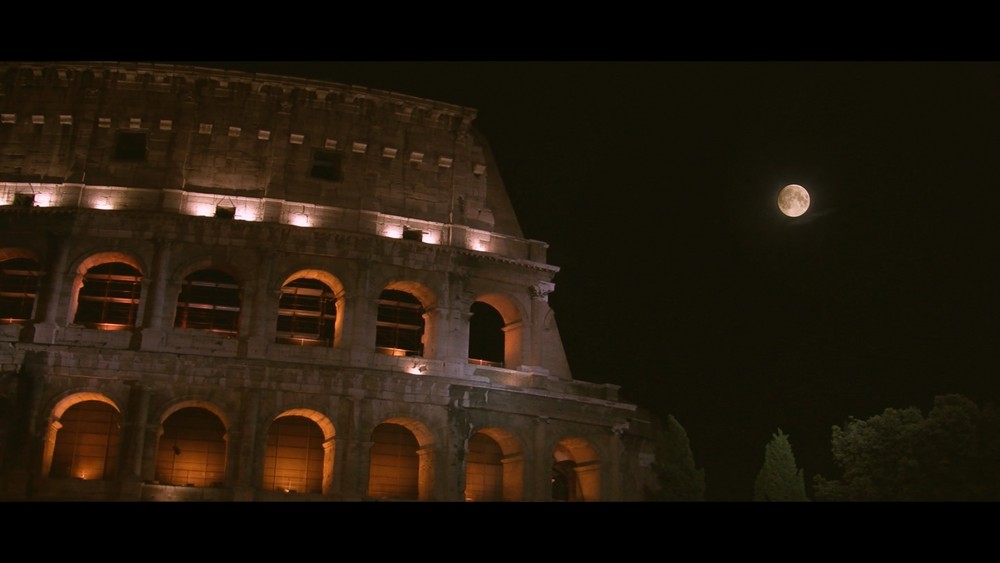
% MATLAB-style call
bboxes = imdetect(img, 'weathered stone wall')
[0,62,516,237]
[0,62,657,501]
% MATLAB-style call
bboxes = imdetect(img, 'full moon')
[777,184,810,217]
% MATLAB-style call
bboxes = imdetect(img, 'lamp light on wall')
[381,224,403,239]
[34,193,53,207]
[94,195,114,210]
[406,361,428,375]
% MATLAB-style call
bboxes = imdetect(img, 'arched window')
[368,422,420,500]
[175,269,240,335]
[74,262,142,329]
[552,437,601,502]
[276,278,336,346]
[0,257,41,323]
[376,289,424,356]
[465,433,504,501]
[263,416,325,493]
[155,407,227,487]
[49,400,120,480]
[469,301,504,367]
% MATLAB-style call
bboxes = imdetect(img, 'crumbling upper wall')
[0,62,522,237]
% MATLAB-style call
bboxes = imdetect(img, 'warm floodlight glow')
[189,202,215,217]
[421,230,441,245]
[382,225,404,239]
[34,193,54,207]
[406,362,428,375]
[233,208,257,221]
[93,196,114,210]
[778,184,810,217]
[289,213,311,227]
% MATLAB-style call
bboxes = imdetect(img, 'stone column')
[245,249,276,359]
[322,437,336,496]
[444,400,471,501]
[140,238,172,351]
[605,426,626,501]
[522,281,555,374]
[424,305,465,377]
[338,395,369,498]
[114,383,150,499]
[531,415,550,501]
[231,388,260,500]
[119,383,151,479]
[347,295,377,367]
[32,235,71,344]
[416,446,436,501]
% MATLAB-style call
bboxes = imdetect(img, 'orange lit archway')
[473,292,526,369]
[276,269,346,348]
[155,405,228,487]
[465,427,524,501]
[367,417,435,500]
[262,408,336,495]
[552,436,601,502]
[43,393,121,480]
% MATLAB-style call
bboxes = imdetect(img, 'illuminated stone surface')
[0,62,658,501]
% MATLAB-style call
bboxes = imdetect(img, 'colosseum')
[0,61,658,501]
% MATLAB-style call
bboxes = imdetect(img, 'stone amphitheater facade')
[0,62,657,501]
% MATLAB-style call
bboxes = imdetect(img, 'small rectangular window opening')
[114,131,147,161]
[402,228,423,242]
[311,150,343,181]
[13,193,35,208]
[215,205,236,219]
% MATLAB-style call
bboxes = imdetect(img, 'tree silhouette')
[646,414,706,501]
[754,428,808,501]
[814,394,1000,501]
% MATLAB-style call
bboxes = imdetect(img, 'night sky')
[184,61,998,500]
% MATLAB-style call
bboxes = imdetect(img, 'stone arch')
[552,436,601,502]
[158,399,231,430]
[66,250,149,326]
[171,260,243,336]
[261,408,337,495]
[382,279,438,310]
[0,248,43,324]
[375,280,437,358]
[276,269,346,348]
[471,292,526,368]
[465,426,525,501]
[154,401,229,488]
[69,251,145,330]
[41,392,121,479]
[367,416,436,500]
[0,247,40,263]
